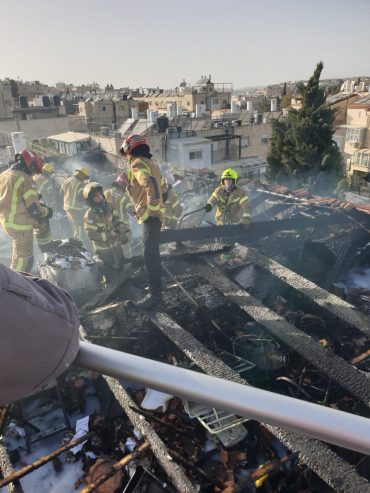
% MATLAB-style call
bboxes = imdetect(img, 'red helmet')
[15,149,44,174]
[120,134,147,156]
[114,172,128,188]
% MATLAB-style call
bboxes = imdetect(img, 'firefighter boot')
[136,292,163,311]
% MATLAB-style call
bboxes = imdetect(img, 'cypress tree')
[267,62,343,194]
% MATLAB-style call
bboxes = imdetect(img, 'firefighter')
[33,162,60,211]
[61,167,90,242]
[0,149,59,272]
[204,168,249,226]
[120,134,166,309]
[104,173,133,257]
[0,263,80,405]
[83,182,128,280]
[164,183,182,229]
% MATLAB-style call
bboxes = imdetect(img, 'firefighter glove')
[204,203,212,213]
[41,205,53,220]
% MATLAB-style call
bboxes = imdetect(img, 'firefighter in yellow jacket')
[120,134,166,309]
[33,162,60,211]
[83,182,128,280]
[164,183,182,229]
[61,167,90,242]
[0,149,58,272]
[204,168,249,225]
[104,173,133,257]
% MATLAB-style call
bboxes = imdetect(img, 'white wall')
[0,116,86,140]
[167,140,212,169]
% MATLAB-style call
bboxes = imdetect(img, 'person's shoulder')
[236,187,247,196]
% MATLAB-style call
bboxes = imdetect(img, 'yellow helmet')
[74,167,90,179]
[43,163,54,174]
[83,181,103,200]
[221,168,238,184]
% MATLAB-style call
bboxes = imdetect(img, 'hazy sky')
[1,0,369,89]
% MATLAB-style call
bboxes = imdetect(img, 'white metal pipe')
[75,342,370,454]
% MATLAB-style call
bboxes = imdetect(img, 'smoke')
[342,268,370,290]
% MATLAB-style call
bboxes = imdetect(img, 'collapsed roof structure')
[1,180,370,492]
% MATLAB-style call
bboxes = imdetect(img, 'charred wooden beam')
[79,330,196,493]
[0,433,92,489]
[103,377,197,493]
[234,245,370,337]
[80,441,150,493]
[159,215,351,244]
[146,309,370,493]
[196,258,370,407]
[0,441,24,493]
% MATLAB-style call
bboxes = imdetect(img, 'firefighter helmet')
[83,182,103,201]
[15,149,44,174]
[120,134,147,156]
[221,168,238,184]
[43,163,55,174]
[74,167,90,179]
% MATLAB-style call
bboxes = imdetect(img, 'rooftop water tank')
[19,96,28,108]
[157,116,169,133]
[42,96,51,107]
[53,95,61,107]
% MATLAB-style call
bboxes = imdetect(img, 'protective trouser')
[122,230,132,259]
[142,216,162,295]
[66,210,87,243]
[34,220,53,249]
[5,219,53,272]
[97,245,123,281]
[5,228,34,272]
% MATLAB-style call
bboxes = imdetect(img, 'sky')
[1,0,369,90]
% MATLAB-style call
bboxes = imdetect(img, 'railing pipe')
[75,342,370,455]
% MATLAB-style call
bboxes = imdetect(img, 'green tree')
[267,62,343,194]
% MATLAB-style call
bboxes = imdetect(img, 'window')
[261,135,269,144]
[102,106,106,111]
[241,137,249,147]
[346,128,362,144]
[189,150,203,160]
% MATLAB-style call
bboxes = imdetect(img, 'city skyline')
[1,0,369,89]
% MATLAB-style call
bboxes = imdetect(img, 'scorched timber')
[145,310,370,493]
[79,332,197,493]
[159,214,351,244]
[234,245,370,337]
[195,258,370,408]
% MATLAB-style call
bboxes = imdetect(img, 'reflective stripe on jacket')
[165,188,182,226]
[104,188,132,227]
[34,174,59,208]
[0,169,45,231]
[61,176,85,211]
[84,203,126,252]
[208,185,249,225]
[127,157,166,224]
